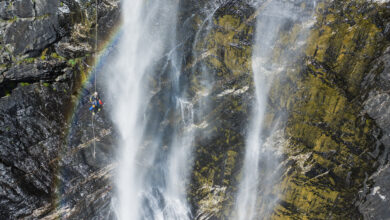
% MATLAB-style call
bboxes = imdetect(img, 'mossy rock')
[267,0,389,218]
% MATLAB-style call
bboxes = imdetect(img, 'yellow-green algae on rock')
[187,7,256,219]
[185,0,390,219]
[268,0,390,219]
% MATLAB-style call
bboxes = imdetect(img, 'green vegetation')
[24,57,36,64]
[19,82,30,86]
[36,14,50,20]
[40,48,48,60]
[68,59,77,67]
[51,52,66,61]
[9,16,18,23]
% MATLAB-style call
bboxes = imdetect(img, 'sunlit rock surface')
[269,1,390,218]
[1,0,390,219]
[181,0,390,219]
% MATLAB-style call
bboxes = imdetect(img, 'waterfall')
[106,0,193,219]
[105,0,317,219]
[234,1,317,219]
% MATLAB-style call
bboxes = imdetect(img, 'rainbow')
[51,21,124,218]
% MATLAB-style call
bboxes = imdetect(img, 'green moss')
[36,14,50,20]
[9,16,18,23]
[7,2,13,10]
[19,82,30,86]
[68,59,77,67]
[24,57,36,64]
[40,48,48,60]
[50,53,64,60]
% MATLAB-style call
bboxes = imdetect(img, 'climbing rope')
[91,0,98,159]
[94,0,98,93]
[92,113,96,158]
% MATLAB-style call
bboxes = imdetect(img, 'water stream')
[234,1,317,219]
[105,0,194,219]
[106,0,317,219]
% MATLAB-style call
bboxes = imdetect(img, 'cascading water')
[234,1,317,219]
[105,0,317,219]
[106,0,194,219]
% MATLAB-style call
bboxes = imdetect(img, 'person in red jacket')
[89,92,103,115]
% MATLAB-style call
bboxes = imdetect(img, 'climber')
[89,92,103,115]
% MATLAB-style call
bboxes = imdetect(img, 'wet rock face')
[180,0,390,219]
[2,0,61,56]
[266,0,390,219]
[175,1,256,219]
[0,83,70,219]
[5,18,59,55]
[1,0,390,219]
[0,1,71,218]
[358,45,390,219]
[0,0,120,219]
[258,0,390,218]
[2,60,68,83]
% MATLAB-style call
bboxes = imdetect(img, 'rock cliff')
[1,0,390,219]
[177,0,390,219]
[0,0,119,219]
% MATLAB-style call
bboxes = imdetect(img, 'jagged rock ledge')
[0,0,119,219]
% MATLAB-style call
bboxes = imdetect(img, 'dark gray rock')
[55,42,92,58]
[4,18,59,55]
[0,1,14,20]
[0,82,71,219]
[358,45,390,220]
[97,0,120,44]
[0,46,12,65]
[364,93,390,133]
[34,0,58,17]
[2,59,67,83]
[1,0,63,56]
[13,0,35,18]
[0,0,121,218]
[359,164,390,220]
[0,0,58,19]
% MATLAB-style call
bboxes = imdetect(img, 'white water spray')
[105,0,194,219]
[234,1,317,219]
